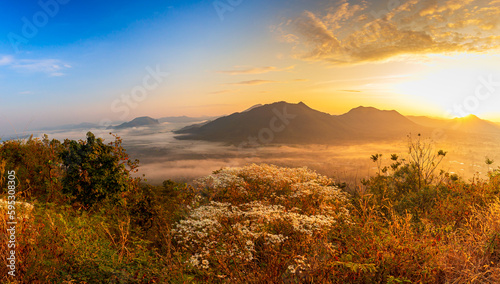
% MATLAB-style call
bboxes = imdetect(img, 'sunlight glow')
[393,54,500,119]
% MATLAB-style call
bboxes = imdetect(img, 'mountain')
[111,116,160,129]
[408,114,500,134]
[336,106,423,138]
[174,102,425,144]
[450,115,500,134]
[158,116,217,123]
[242,104,263,112]
[406,115,448,128]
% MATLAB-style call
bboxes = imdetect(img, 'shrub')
[59,132,139,208]
[360,135,449,218]
[0,135,63,201]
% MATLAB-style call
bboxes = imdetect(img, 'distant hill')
[110,116,160,129]
[158,116,217,123]
[450,115,500,134]
[174,102,426,144]
[336,106,422,138]
[37,122,100,131]
[408,114,500,134]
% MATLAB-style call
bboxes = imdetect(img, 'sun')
[393,54,500,119]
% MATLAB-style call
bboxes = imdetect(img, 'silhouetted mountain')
[336,106,423,138]
[111,116,160,129]
[158,116,217,123]
[408,115,500,134]
[406,116,448,128]
[242,104,263,112]
[451,115,500,134]
[174,102,425,144]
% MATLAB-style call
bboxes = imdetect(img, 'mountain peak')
[460,114,481,120]
[242,104,263,112]
[111,116,159,129]
[348,106,397,113]
[175,101,425,144]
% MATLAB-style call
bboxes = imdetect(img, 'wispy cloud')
[208,89,238,95]
[217,65,294,75]
[228,80,279,86]
[11,59,71,76]
[0,56,71,76]
[0,55,13,66]
[278,0,500,64]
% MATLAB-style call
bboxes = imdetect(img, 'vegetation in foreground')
[1,132,500,283]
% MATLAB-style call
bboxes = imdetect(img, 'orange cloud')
[217,65,294,75]
[208,89,238,95]
[279,0,500,64]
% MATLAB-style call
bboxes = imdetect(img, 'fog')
[26,121,500,187]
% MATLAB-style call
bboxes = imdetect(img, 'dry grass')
[1,163,500,283]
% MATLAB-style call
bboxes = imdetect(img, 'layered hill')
[408,114,500,134]
[336,106,423,139]
[158,116,216,123]
[174,102,427,144]
[111,116,160,129]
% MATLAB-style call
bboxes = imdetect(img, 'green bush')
[59,132,139,208]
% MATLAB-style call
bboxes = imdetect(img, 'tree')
[406,134,447,190]
[365,134,448,199]
[60,132,139,208]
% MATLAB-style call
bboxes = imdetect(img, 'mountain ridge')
[173,101,432,144]
[110,116,160,129]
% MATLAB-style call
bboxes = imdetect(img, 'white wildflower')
[172,164,353,268]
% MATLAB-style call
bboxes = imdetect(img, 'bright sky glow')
[0,0,499,136]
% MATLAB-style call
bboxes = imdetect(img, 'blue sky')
[0,0,293,133]
[1,0,499,137]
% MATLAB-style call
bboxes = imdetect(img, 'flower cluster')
[172,164,351,270]
[288,255,311,274]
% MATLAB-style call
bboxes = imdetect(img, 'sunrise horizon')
[1,0,500,131]
[2,2,500,282]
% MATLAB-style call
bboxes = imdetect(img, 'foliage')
[59,132,140,208]
[2,133,500,283]
[361,134,449,218]
[0,135,63,201]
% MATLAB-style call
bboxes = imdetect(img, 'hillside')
[336,106,423,138]
[408,114,500,134]
[174,101,426,144]
[111,116,160,129]
[158,116,216,123]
